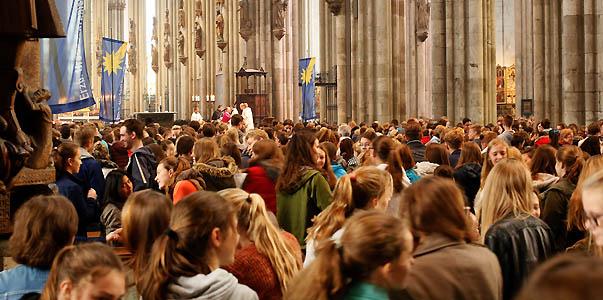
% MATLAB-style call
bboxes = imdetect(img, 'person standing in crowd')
[304,166,393,266]
[453,142,483,209]
[541,145,584,252]
[499,115,515,146]
[139,192,258,300]
[0,196,78,299]
[315,144,337,190]
[241,129,269,168]
[529,145,559,193]
[339,138,359,172]
[565,155,603,255]
[475,138,509,214]
[219,189,302,300]
[405,121,426,162]
[222,106,233,123]
[175,135,195,165]
[231,114,246,144]
[191,105,203,122]
[286,210,414,300]
[241,102,254,130]
[38,243,126,300]
[399,177,502,300]
[415,143,450,176]
[444,129,464,168]
[320,141,347,179]
[155,156,190,202]
[276,129,332,247]
[243,139,284,214]
[191,138,238,191]
[480,159,553,300]
[54,142,99,239]
[212,105,225,121]
[582,170,603,248]
[74,127,106,204]
[120,119,158,191]
[100,170,133,237]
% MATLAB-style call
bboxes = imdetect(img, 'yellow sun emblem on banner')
[103,43,128,75]
[301,58,316,85]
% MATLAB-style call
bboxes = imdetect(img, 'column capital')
[326,0,344,16]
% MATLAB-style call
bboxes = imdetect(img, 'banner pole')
[110,28,115,124]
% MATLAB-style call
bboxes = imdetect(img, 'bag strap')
[134,154,147,184]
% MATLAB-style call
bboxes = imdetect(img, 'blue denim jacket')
[0,265,49,300]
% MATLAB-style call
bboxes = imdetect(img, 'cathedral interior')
[42,0,603,125]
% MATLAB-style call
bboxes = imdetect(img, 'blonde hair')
[479,159,533,242]
[193,138,220,163]
[217,189,301,292]
[481,138,509,187]
[306,166,393,242]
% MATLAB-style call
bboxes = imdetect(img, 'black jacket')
[453,162,482,210]
[484,214,554,300]
[126,146,158,191]
[406,140,426,163]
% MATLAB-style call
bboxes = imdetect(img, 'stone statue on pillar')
[152,17,158,73]
[195,0,205,58]
[239,0,254,41]
[178,0,186,28]
[326,0,344,15]
[272,0,287,40]
[216,10,228,51]
[416,0,430,42]
[216,10,225,42]
[128,19,137,74]
[163,10,173,69]
[178,29,187,65]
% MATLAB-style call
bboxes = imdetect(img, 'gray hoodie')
[167,268,258,300]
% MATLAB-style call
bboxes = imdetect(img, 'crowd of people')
[1,113,603,299]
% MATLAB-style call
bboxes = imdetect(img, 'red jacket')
[243,165,278,214]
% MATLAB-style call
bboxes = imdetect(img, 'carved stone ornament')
[216,10,225,42]
[195,17,205,58]
[128,19,137,74]
[239,0,254,41]
[96,40,103,75]
[163,10,173,69]
[326,0,344,15]
[271,0,287,40]
[416,0,430,42]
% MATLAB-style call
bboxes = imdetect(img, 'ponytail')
[557,146,584,185]
[388,146,406,193]
[53,142,79,175]
[241,192,301,292]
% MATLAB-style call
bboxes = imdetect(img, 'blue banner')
[99,38,128,123]
[299,57,317,121]
[40,0,95,114]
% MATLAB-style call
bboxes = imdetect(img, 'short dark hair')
[231,114,244,127]
[405,122,422,141]
[176,135,195,156]
[541,119,551,129]
[123,119,145,140]
[9,195,78,269]
[189,120,201,132]
[587,121,601,136]
[462,117,472,125]
[202,123,216,138]
[60,124,71,139]
[503,115,513,128]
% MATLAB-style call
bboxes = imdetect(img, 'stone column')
[334,1,348,124]
[561,0,585,124]
[431,0,446,118]
[374,0,391,122]
[533,0,545,120]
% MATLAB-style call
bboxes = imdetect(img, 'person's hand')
[87,188,97,199]
[106,228,123,243]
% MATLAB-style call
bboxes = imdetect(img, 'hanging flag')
[99,38,128,123]
[299,57,317,121]
[40,0,95,114]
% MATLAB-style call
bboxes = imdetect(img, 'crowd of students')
[0,114,603,300]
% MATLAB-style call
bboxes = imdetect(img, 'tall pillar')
[431,0,446,118]
[374,0,391,122]
[561,0,585,124]
[334,1,348,124]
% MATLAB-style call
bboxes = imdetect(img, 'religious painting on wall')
[495,64,516,104]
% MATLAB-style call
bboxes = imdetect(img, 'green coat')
[277,169,332,247]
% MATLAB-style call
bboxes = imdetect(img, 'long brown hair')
[426,143,451,165]
[529,145,557,179]
[403,176,476,242]
[9,195,78,269]
[286,210,412,300]
[122,190,172,286]
[218,189,301,292]
[139,191,237,300]
[307,166,393,243]
[556,145,585,185]
[249,139,284,169]
[53,142,79,174]
[456,142,482,168]
[372,136,405,193]
[159,156,190,198]
[40,243,125,300]
[317,143,337,189]
[276,129,318,193]
[193,138,221,163]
